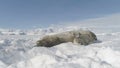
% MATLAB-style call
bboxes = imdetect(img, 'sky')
[0,0,120,29]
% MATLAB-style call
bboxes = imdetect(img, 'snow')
[0,14,120,68]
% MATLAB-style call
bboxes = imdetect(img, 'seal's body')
[36,30,97,47]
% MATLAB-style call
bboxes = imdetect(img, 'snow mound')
[0,25,120,68]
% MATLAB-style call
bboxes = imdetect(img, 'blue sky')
[0,0,120,29]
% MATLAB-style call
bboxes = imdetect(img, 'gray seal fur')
[36,30,97,47]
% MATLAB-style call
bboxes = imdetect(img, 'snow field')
[0,27,119,68]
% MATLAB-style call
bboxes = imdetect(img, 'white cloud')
[68,13,120,28]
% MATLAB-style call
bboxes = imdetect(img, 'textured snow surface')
[0,26,120,68]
